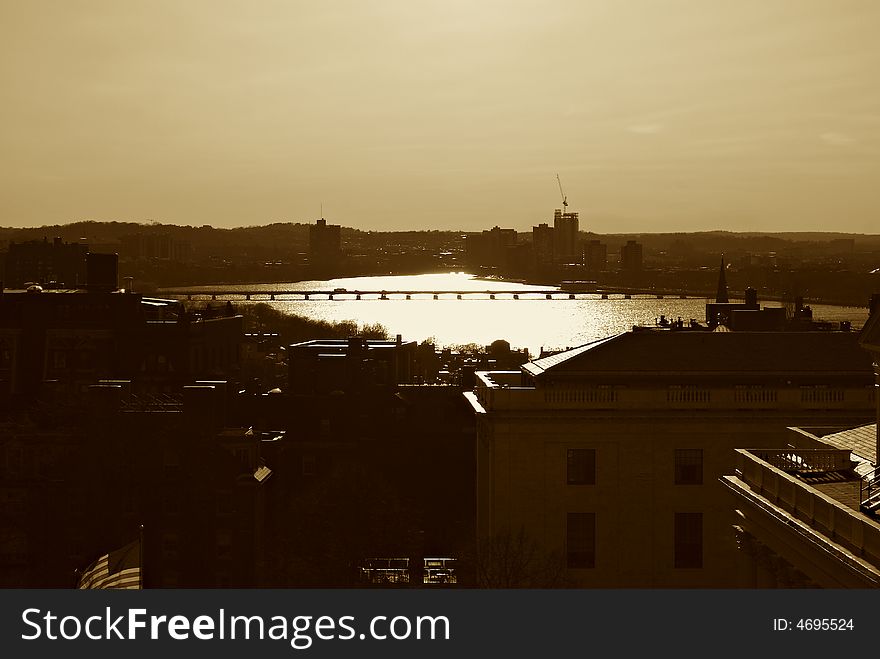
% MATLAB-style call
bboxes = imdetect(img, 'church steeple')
[715,255,729,303]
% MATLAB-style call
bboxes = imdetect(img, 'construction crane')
[556,173,568,212]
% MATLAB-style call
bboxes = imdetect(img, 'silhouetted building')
[86,252,118,291]
[3,237,88,288]
[465,226,517,270]
[0,382,271,587]
[288,336,417,395]
[726,306,787,331]
[532,223,554,267]
[619,240,643,274]
[120,234,192,261]
[553,209,579,263]
[705,269,760,325]
[467,330,875,587]
[584,239,607,273]
[308,219,342,267]
[705,287,851,332]
[0,289,243,402]
[252,336,475,587]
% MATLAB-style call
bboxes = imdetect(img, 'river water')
[163,272,870,357]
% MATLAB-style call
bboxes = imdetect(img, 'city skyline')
[2,1,879,233]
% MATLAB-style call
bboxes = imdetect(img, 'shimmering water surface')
[164,273,869,356]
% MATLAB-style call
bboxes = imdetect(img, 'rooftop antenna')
[556,173,568,213]
[320,201,323,221]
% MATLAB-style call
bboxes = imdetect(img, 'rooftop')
[812,424,877,465]
[290,338,415,350]
[523,331,872,379]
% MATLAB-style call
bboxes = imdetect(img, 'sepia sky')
[1,0,878,233]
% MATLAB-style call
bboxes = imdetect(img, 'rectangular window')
[216,531,232,560]
[162,533,179,562]
[566,512,596,569]
[216,491,233,516]
[52,351,67,369]
[567,449,596,485]
[234,448,251,468]
[674,449,703,485]
[674,512,703,568]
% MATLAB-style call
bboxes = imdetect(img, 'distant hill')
[2,220,879,258]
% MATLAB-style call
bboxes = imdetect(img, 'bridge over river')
[159,288,693,301]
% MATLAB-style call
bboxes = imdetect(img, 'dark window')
[216,491,233,516]
[162,533,179,562]
[674,449,703,485]
[567,449,596,485]
[234,448,251,468]
[566,512,596,569]
[216,531,232,560]
[5,447,24,477]
[674,512,703,568]
[0,341,12,369]
[52,351,67,369]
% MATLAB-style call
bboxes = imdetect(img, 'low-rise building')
[0,288,242,402]
[466,330,875,587]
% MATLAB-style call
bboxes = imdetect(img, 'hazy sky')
[1,0,878,232]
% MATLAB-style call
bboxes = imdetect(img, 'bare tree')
[472,527,569,588]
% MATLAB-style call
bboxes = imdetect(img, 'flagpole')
[139,524,145,590]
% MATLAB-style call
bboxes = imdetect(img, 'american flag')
[77,539,142,589]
